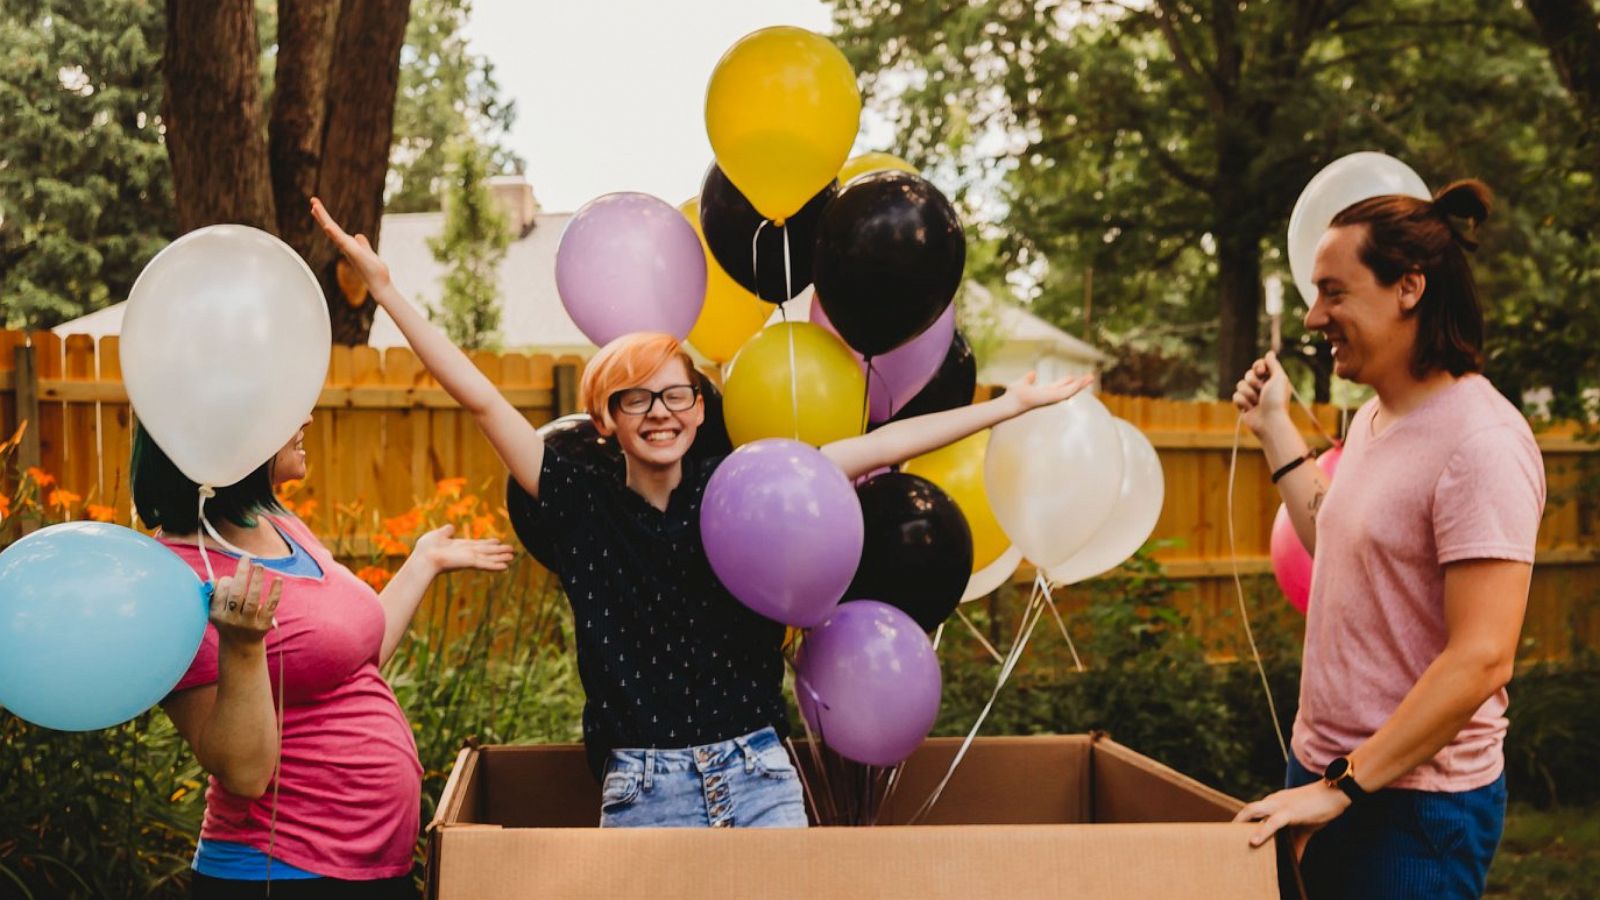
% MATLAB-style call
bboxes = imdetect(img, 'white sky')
[464,0,887,214]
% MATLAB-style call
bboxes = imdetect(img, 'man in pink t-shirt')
[1232,180,1543,900]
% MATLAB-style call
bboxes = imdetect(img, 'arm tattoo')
[1308,490,1326,522]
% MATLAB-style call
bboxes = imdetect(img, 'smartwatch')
[1323,756,1369,803]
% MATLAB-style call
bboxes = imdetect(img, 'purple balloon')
[555,192,707,346]
[794,600,943,766]
[812,300,955,424]
[701,439,864,627]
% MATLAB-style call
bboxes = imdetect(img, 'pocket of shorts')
[754,746,798,781]
[601,770,642,810]
[1408,791,1468,860]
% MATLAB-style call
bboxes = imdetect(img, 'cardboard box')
[427,733,1295,899]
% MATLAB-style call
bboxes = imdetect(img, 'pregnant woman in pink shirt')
[1232,181,1544,899]
[140,417,513,899]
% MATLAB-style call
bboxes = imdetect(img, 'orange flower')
[295,499,318,520]
[435,477,468,498]
[86,504,115,522]
[354,565,393,591]
[0,494,10,519]
[469,514,499,539]
[25,467,54,488]
[375,534,410,556]
[382,509,422,537]
[446,495,477,520]
[48,488,80,509]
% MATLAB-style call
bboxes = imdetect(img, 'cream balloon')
[961,544,1024,603]
[122,225,330,487]
[1045,419,1165,586]
[1288,152,1428,306]
[984,392,1124,570]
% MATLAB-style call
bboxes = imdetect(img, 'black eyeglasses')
[608,384,700,416]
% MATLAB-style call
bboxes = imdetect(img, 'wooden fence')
[2,328,1596,659]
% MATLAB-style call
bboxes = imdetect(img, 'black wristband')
[1270,450,1316,484]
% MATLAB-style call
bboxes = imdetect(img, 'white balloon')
[1045,419,1165,586]
[961,544,1023,603]
[122,225,330,487]
[1287,152,1429,306]
[984,392,1124,570]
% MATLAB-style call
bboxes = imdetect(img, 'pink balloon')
[555,192,707,346]
[1269,446,1343,615]
[812,300,955,424]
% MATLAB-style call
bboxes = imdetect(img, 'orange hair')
[579,333,700,430]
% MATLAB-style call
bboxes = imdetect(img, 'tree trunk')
[1524,0,1600,130]
[270,0,340,257]
[163,0,275,232]
[312,0,412,345]
[1214,232,1263,398]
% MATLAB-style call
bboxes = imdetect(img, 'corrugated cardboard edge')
[434,822,1281,899]
[426,745,496,899]
[1091,734,1306,899]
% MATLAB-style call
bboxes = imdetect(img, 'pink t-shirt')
[1293,374,1545,792]
[164,514,422,880]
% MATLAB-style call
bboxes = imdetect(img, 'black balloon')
[813,171,966,357]
[879,330,977,426]
[699,163,836,303]
[845,472,973,631]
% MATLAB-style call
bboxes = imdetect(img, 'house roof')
[55,211,1109,368]
[371,210,589,352]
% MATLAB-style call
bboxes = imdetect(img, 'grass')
[1487,804,1600,898]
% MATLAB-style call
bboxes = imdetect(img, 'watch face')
[1324,757,1351,782]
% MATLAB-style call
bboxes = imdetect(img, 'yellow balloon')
[706,27,861,221]
[680,199,772,363]
[838,152,918,185]
[902,430,1010,572]
[724,322,866,447]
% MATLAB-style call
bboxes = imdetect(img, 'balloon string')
[860,358,875,434]
[1038,577,1085,673]
[196,485,288,891]
[1227,416,1289,762]
[195,487,218,585]
[909,575,1048,824]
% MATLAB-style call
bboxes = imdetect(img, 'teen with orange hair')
[313,199,1092,827]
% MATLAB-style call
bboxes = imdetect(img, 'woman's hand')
[1232,781,1350,854]
[1003,372,1096,414]
[209,556,282,646]
[310,197,392,293]
[413,524,516,575]
[1232,351,1292,436]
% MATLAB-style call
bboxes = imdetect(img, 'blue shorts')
[1287,754,1505,899]
[599,726,809,828]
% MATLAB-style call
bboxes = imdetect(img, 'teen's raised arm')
[821,372,1094,480]
[311,198,548,498]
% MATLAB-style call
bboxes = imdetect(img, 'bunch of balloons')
[0,225,330,730]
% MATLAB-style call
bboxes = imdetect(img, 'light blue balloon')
[0,522,208,731]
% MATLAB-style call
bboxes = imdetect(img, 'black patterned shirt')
[506,448,788,779]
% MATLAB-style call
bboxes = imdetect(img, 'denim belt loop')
[643,748,656,790]
[733,734,757,774]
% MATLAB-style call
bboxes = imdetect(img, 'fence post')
[552,363,578,417]
[14,342,40,474]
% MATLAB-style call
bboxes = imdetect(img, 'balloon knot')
[198,485,216,499]
[772,217,786,228]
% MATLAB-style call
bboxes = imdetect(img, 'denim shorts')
[1287,754,1505,899]
[599,726,809,828]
